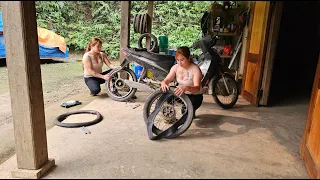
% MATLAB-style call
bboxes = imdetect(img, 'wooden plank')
[242,90,256,105]
[301,145,320,178]
[249,2,268,54]
[146,1,154,51]
[1,1,51,170]
[119,1,131,63]
[241,1,271,106]
[307,91,320,165]
[300,54,320,178]
[247,53,259,63]
[241,2,255,99]
[259,1,283,106]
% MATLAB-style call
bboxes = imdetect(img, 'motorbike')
[105,34,239,110]
[105,47,175,102]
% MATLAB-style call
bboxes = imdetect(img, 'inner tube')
[54,110,103,128]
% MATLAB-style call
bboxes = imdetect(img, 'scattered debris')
[132,104,141,109]
[81,126,91,134]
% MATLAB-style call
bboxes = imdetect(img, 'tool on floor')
[60,100,82,108]
[132,104,141,109]
[81,126,91,134]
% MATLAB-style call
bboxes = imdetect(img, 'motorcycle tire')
[211,73,239,109]
[143,89,194,139]
[133,14,137,33]
[105,67,137,102]
[137,33,158,52]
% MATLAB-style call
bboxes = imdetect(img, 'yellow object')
[146,70,154,78]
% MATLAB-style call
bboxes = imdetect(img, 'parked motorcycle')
[192,34,239,109]
[106,34,238,110]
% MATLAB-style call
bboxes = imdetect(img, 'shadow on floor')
[188,95,309,157]
[177,113,263,140]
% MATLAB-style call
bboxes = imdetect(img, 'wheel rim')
[146,93,188,133]
[107,70,135,99]
[214,75,238,105]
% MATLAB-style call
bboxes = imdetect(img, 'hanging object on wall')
[133,13,149,34]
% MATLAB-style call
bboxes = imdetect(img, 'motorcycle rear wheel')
[105,68,137,102]
[143,89,194,139]
[211,73,239,109]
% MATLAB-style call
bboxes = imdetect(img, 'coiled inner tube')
[55,110,103,128]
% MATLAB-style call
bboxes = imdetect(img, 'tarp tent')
[0,12,68,59]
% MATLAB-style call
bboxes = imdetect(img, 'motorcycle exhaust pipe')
[124,79,156,92]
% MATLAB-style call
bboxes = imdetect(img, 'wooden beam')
[259,1,283,106]
[119,1,131,63]
[146,1,154,50]
[1,1,54,178]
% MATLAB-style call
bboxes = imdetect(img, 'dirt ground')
[0,51,119,165]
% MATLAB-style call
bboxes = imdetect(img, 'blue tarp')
[0,12,68,59]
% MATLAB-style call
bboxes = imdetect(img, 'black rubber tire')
[143,89,194,138]
[137,33,158,52]
[133,14,137,33]
[54,110,103,128]
[135,14,141,33]
[211,73,239,109]
[139,13,145,34]
[142,13,147,33]
[105,67,138,102]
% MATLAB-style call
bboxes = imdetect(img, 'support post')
[146,1,154,51]
[1,1,55,178]
[119,1,131,63]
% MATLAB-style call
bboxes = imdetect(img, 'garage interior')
[267,1,319,107]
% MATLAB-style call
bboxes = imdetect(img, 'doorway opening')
[268,1,318,107]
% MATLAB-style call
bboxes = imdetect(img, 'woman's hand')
[160,81,169,92]
[103,74,111,81]
[174,85,187,96]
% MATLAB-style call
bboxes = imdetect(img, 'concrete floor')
[0,91,309,178]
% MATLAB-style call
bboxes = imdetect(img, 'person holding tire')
[160,46,203,117]
[82,37,118,96]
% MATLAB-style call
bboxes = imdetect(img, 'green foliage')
[35,1,214,59]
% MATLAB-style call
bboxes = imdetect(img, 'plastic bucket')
[168,49,176,56]
[134,65,143,79]
[158,36,168,48]
[159,47,169,55]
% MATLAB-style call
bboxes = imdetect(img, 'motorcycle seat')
[129,48,175,63]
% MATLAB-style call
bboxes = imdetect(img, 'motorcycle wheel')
[143,89,194,139]
[211,73,239,109]
[105,68,137,102]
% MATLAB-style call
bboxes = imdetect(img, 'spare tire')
[134,14,141,33]
[137,33,158,52]
[139,13,145,34]
[133,14,137,33]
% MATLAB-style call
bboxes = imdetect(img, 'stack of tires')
[133,13,149,34]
